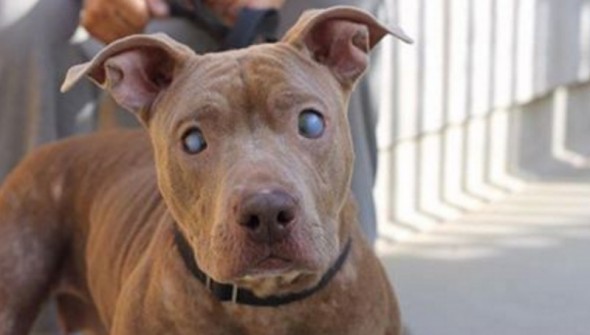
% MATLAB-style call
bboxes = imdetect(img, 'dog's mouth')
[245,254,296,277]
[227,249,322,297]
[234,256,318,297]
[222,234,321,281]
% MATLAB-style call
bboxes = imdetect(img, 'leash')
[168,0,279,50]
[174,227,352,307]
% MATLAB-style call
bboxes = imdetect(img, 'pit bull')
[0,6,411,334]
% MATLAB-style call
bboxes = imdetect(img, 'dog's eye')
[182,128,207,154]
[298,109,325,139]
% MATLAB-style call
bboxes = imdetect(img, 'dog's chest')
[214,301,374,335]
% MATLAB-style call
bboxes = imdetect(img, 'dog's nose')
[237,190,297,244]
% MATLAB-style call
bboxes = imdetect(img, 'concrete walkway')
[379,179,590,335]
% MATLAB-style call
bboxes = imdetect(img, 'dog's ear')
[61,33,194,125]
[282,6,412,87]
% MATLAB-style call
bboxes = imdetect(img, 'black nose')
[237,190,298,244]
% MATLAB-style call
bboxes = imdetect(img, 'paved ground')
[379,179,590,335]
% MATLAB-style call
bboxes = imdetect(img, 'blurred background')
[375,0,590,334]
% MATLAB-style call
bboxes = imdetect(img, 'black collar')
[174,227,352,307]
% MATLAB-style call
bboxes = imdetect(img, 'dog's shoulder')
[1,129,153,192]
[52,129,151,157]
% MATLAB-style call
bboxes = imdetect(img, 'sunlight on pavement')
[378,181,590,335]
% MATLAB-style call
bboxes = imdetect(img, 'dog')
[0,6,411,334]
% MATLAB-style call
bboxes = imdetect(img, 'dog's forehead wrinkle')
[167,91,230,133]
[179,57,244,102]
[175,48,336,136]
[162,58,246,134]
[191,54,241,79]
[237,51,308,93]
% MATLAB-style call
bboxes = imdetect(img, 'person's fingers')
[115,0,150,30]
[244,0,285,9]
[81,0,150,44]
[146,0,170,17]
[83,12,129,43]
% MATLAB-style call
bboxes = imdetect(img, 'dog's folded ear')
[282,6,412,87]
[61,33,194,125]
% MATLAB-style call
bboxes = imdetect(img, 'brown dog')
[0,6,411,334]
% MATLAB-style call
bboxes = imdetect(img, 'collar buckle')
[231,284,239,303]
[205,276,212,290]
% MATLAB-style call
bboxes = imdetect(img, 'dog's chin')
[244,255,298,277]
[199,246,326,295]
[211,253,322,298]
[202,223,339,297]
[233,267,321,298]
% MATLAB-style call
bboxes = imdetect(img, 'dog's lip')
[259,254,290,266]
[245,255,294,275]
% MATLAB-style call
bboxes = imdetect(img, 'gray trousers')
[0,0,382,242]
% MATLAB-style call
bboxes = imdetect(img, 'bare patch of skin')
[50,173,66,204]
[0,227,43,284]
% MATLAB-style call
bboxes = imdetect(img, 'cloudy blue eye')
[182,128,207,154]
[298,109,325,139]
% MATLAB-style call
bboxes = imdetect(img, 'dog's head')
[63,6,410,296]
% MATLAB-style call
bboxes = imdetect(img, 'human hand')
[81,0,170,44]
